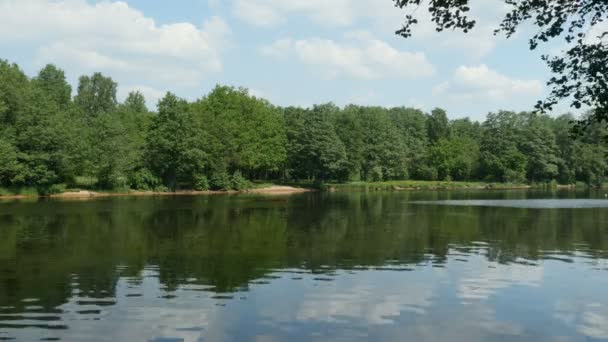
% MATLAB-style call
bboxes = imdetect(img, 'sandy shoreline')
[0,186,315,200]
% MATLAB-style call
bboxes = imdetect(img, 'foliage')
[74,72,118,117]
[1,59,608,196]
[209,171,232,191]
[192,86,287,179]
[193,175,210,191]
[284,104,349,182]
[428,137,479,181]
[230,170,252,191]
[129,169,161,191]
[145,92,206,191]
[393,0,608,125]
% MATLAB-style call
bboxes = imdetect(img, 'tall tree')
[389,107,430,179]
[33,64,72,109]
[427,108,450,143]
[451,118,481,141]
[338,106,408,181]
[74,72,117,117]
[551,114,577,184]
[145,93,206,191]
[519,113,560,182]
[479,111,528,183]
[284,104,348,182]
[120,91,148,114]
[428,137,479,181]
[193,86,286,179]
[0,60,30,127]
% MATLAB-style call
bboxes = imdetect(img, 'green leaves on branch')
[393,0,608,125]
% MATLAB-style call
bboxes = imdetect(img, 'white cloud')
[433,64,543,102]
[232,0,402,29]
[458,261,543,301]
[237,0,508,58]
[0,0,231,87]
[555,302,608,340]
[294,271,435,325]
[261,33,435,80]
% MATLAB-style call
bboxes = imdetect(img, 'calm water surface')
[1,190,607,341]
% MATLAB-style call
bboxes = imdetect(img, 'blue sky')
[0,0,566,120]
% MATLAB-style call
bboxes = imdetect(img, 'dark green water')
[1,190,608,342]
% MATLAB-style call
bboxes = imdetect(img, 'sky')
[0,0,570,120]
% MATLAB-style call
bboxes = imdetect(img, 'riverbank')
[0,181,601,200]
[0,185,315,200]
[326,180,580,192]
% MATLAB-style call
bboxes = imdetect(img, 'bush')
[129,169,161,191]
[417,165,438,181]
[154,185,169,193]
[74,176,98,188]
[18,187,39,196]
[370,166,383,182]
[504,169,526,184]
[98,170,129,191]
[194,175,210,191]
[230,171,251,191]
[47,183,67,195]
[210,171,231,190]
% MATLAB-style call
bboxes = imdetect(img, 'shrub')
[370,166,383,182]
[210,171,231,190]
[230,171,251,191]
[194,175,210,191]
[417,165,438,181]
[154,185,169,193]
[504,169,526,184]
[129,169,161,191]
[18,187,39,196]
[48,183,67,195]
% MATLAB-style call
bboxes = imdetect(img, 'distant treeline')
[0,60,606,194]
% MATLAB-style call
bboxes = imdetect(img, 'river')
[0,189,607,341]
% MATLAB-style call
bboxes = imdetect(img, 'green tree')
[339,106,407,181]
[0,60,30,126]
[519,113,560,182]
[429,137,479,181]
[333,106,366,180]
[33,64,72,109]
[389,107,430,179]
[193,86,286,180]
[0,138,20,187]
[427,108,450,143]
[573,113,608,186]
[479,111,528,183]
[551,114,577,184]
[451,118,481,141]
[74,72,118,117]
[145,93,206,191]
[284,104,348,182]
[120,91,148,114]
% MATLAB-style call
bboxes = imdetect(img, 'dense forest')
[0,60,607,195]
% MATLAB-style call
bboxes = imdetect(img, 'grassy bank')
[1,180,604,200]
[325,180,581,192]
[0,184,314,200]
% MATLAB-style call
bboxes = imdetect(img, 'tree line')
[0,60,606,194]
